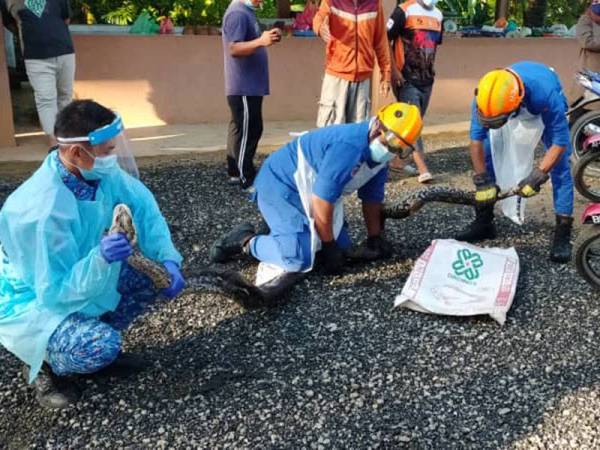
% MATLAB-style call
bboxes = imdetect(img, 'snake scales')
[109,204,267,307]
[110,204,172,289]
[108,187,476,306]
[382,186,476,220]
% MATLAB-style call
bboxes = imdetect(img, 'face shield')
[476,107,519,130]
[381,128,415,159]
[55,115,139,178]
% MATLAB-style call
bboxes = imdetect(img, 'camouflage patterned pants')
[46,264,160,376]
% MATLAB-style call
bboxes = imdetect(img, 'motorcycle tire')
[574,150,600,202]
[573,224,600,288]
[570,109,600,161]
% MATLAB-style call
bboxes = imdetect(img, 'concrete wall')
[72,34,580,127]
[373,37,581,115]
[72,35,326,127]
[0,32,583,143]
[0,30,15,147]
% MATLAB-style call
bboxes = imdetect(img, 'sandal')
[417,172,433,184]
[390,163,418,176]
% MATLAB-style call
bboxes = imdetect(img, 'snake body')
[108,187,476,306]
[382,186,475,220]
[109,204,172,289]
[108,204,265,306]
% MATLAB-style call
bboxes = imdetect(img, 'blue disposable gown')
[0,152,182,381]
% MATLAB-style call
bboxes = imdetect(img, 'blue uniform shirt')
[255,121,388,205]
[470,61,570,147]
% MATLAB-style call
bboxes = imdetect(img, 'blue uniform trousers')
[249,187,352,272]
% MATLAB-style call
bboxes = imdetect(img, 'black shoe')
[23,364,80,409]
[256,219,270,236]
[96,352,147,378]
[210,222,256,263]
[455,206,496,242]
[550,215,573,263]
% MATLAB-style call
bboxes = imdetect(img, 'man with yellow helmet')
[457,61,573,263]
[210,102,422,293]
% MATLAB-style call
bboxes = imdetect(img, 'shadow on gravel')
[1,155,600,448]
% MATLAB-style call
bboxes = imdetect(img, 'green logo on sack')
[452,248,484,281]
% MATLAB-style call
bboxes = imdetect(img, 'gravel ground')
[1,137,600,449]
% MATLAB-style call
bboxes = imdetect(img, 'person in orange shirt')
[313,0,391,127]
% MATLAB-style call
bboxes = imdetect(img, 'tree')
[495,0,509,20]
[276,0,291,18]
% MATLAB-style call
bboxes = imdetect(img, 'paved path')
[1,114,470,162]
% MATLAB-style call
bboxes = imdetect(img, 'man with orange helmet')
[211,102,422,292]
[456,61,573,263]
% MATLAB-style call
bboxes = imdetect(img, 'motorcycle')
[573,132,600,287]
[568,69,600,161]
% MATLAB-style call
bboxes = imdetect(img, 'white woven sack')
[394,239,519,325]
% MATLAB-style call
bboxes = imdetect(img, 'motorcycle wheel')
[570,109,600,161]
[574,224,600,288]
[574,150,600,202]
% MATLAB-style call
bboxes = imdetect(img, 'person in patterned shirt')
[387,0,443,183]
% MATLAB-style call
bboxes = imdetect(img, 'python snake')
[108,187,476,306]
[109,204,267,308]
[382,186,475,220]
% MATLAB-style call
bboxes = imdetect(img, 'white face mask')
[369,139,394,164]
[243,0,258,10]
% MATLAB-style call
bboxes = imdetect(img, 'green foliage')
[256,0,278,19]
[540,0,586,27]
[509,0,586,27]
[70,0,237,26]
[438,0,587,27]
[101,1,137,24]
[472,0,492,26]
[438,0,494,26]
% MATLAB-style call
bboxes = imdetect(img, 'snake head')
[110,203,138,246]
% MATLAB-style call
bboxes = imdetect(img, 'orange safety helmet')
[376,102,423,158]
[475,68,525,129]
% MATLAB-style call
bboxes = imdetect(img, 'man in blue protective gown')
[210,102,423,296]
[455,61,574,263]
[0,100,185,409]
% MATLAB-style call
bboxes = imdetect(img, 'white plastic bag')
[394,239,520,325]
[490,108,544,224]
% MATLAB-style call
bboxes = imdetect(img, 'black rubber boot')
[23,363,80,409]
[455,205,496,242]
[256,219,271,236]
[210,222,256,263]
[550,215,573,263]
[257,272,305,306]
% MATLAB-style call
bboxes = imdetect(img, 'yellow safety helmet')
[475,68,525,129]
[376,102,423,158]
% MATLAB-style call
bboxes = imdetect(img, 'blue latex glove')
[100,233,133,264]
[161,260,185,299]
